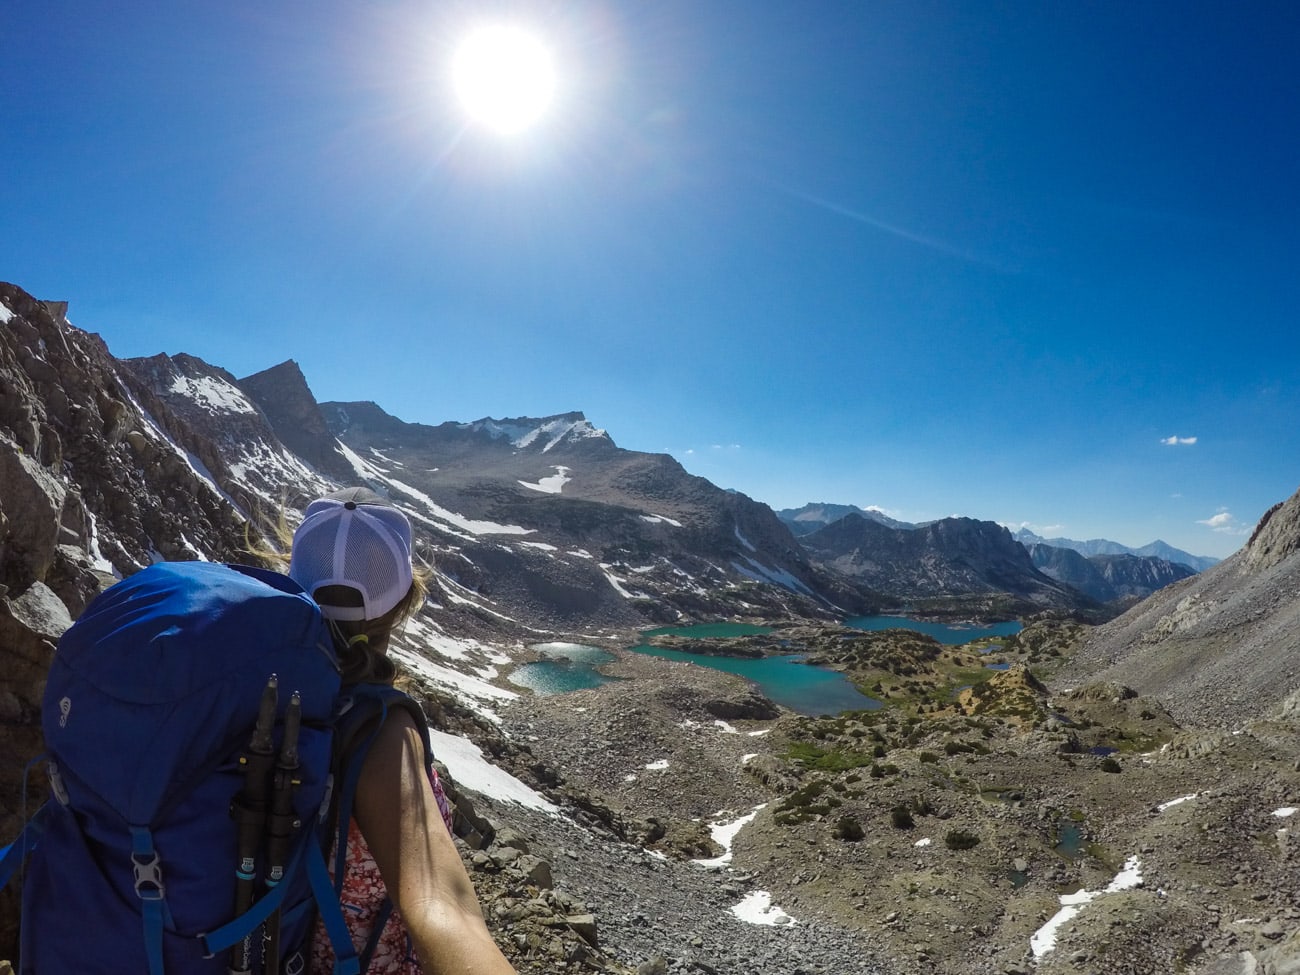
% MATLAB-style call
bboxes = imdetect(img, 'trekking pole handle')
[263,691,303,975]
[229,675,279,975]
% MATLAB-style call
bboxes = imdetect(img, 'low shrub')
[944,829,980,851]
[834,816,865,841]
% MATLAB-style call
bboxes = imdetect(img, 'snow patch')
[641,513,683,527]
[1157,794,1198,812]
[0,301,14,324]
[692,805,767,868]
[734,526,757,552]
[427,728,557,813]
[389,644,518,723]
[519,541,559,552]
[914,838,932,847]
[1273,807,1298,818]
[599,564,647,599]
[519,465,571,494]
[644,759,670,771]
[730,556,813,595]
[168,373,258,415]
[730,891,797,926]
[84,509,119,577]
[1030,856,1143,958]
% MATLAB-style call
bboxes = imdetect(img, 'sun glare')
[452,26,556,135]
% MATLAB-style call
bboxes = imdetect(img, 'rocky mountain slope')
[1052,482,1300,727]
[784,508,1203,605]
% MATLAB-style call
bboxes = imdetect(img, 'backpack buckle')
[132,851,166,900]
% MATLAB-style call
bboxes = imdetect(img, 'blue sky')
[4,1,1298,560]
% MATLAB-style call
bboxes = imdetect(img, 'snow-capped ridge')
[461,412,610,452]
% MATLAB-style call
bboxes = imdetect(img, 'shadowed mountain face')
[1026,542,1197,605]
[797,512,1083,613]
[776,502,915,535]
[1013,526,1219,573]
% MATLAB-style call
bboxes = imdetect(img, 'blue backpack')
[0,560,430,975]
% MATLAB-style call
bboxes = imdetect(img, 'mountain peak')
[237,360,354,479]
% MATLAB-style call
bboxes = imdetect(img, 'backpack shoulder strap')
[322,684,432,972]
[336,683,432,772]
[328,683,432,878]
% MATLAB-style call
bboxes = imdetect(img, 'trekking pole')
[262,690,302,975]
[229,676,278,975]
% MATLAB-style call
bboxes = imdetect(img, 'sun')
[451,26,556,135]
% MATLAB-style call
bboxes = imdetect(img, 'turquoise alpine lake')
[508,643,620,696]
[637,622,881,716]
[844,616,1021,644]
[627,643,881,716]
[510,617,1020,715]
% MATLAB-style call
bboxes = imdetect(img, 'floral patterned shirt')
[309,767,457,974]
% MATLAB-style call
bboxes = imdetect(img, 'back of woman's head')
[288,487,423,684]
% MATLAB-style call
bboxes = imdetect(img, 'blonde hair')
[245,503,430,686]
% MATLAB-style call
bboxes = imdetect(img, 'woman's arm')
[354,709,520,975]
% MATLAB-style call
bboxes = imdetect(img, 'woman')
[283,487,519,975]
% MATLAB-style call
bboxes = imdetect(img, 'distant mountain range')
[1023,543,1196,605]
[778,504,1217,575]
[796,513,1080,616]
[1010,528,1219,573]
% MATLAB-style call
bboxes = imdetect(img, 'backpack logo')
[58,696,72,728]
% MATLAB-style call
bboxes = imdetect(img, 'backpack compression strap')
[0,803,49,887]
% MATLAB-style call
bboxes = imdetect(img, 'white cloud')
[1197,509,1248,535]
[1160,435,1198,446]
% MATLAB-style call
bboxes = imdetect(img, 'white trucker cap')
[288,487,414,622]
